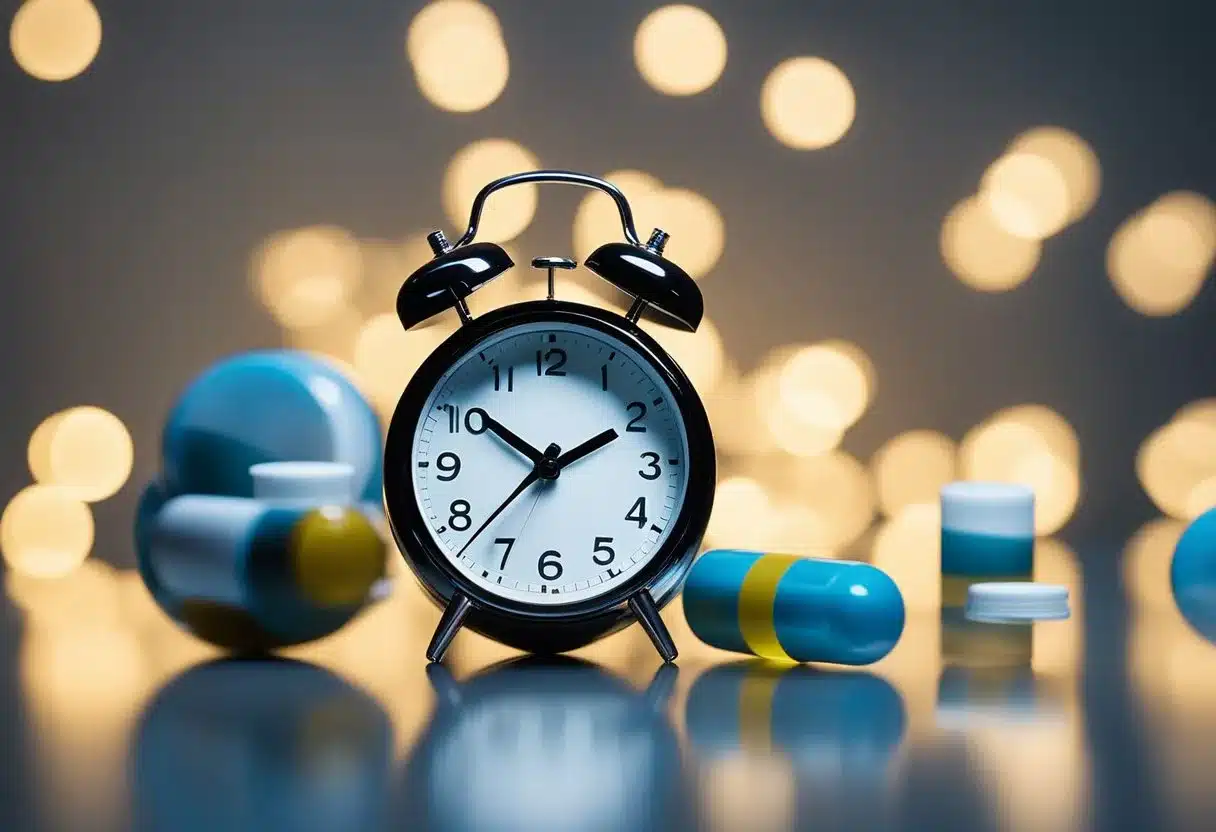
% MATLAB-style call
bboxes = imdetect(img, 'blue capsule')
[682,550,905,665]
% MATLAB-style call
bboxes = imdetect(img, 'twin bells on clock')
[396,170,704,334]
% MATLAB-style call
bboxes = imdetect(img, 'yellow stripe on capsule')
[739,665,783,753]
[738,553,800,662]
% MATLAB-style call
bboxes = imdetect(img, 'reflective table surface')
[1,524,1213,832]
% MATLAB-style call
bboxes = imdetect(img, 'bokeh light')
[980,151,1071,240]
[9,0,101,82]
[961,408,1081,535]
[871,503,941,613]
[775,341,873,430]
[7,558,121,632]
[353,313,455,414]
[1121,517,1186,612]
[27,406,133,502]
[407,0,508,112]
[633,5,727,97]
[285,302,366,365]
[755,359,844,458]
[762,450,875,552]
[760,56,856,150]
[704,477,774,550]
[253,225,363,329]
[704,365,777,457]
[1107,191,1216,316]
[872,430,958,518]
[941,195,1042,291]
[1,485,94,579]
[1033,538,1083,677]
[700,755,796,832]
[442,139,541,243]
[1008,126,1101,223]
[645,316,725,395]
[1136,412,1216,520]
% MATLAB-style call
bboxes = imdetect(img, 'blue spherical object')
[1171,507,1216,644]
[162,351,383,503]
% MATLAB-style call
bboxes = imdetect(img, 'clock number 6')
[638,452,661,480]
[538,550,563,580]
[592,536,615,566]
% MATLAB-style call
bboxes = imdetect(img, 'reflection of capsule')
[683,550,904,664]
[685,662,906,778]
[141,491,386,650]
[941,483,1034,607]
[131,659,393,831]
[403,658,690,832]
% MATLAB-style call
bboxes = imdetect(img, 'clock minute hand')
[455,442,560,558]
[554,428,619,471]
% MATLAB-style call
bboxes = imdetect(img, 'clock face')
[409,321,691,606]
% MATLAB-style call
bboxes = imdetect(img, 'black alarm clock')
[383,170,716,663]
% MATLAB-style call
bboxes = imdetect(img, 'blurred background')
[2,1,1215,830]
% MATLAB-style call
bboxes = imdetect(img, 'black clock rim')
[382,299,716,623]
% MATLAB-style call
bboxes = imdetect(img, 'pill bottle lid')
[965,582,1070,623]
[250,461,356,504]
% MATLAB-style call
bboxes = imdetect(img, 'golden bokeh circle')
[1121,517,1186,611]
[1009,126,1101,223]
[941,196,1042,291]
[775,342,872,430]
[980,151,1071,240]
[442,139,541,243]
[354,315,455,414]
[253,225,363,329]
[633,4,727,96]
[1,485,94,579]
[28,406,133,502]
[1136,418,1216,520]
[704,476,773,549]
[410,7,509,113]
[646,187,725,279]
[872,430,957,518]
[1107,192,1216,317]
[761,56,856,150]
[645,316,725,396]
[870,503,941,613]
[9,0,101,82]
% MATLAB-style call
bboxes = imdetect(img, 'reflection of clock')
[131,659,392,830]
[402,658,691,832]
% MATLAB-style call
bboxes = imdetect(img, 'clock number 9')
[538,550,563,580]
[448,499,471,531]
[436,452,461,481]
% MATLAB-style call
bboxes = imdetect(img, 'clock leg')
[629,589,678,663]
[426,593,472,663]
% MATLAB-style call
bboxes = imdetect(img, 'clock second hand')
[455,442,559,558]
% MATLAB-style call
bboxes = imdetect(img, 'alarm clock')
[383,170,716,663]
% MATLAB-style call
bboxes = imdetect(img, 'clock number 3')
[638,452,661,480]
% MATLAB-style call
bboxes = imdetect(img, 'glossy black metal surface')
[584,241,704,333]
[395,242,515,331]
[382,300,716,656]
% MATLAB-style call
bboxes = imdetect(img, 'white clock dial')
[410,321,691,605]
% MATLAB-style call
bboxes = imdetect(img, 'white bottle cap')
[965,582,1070,623]
[941,481,1035,537]
[249,461,356,505]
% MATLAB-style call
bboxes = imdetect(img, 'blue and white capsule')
[682,550,905,665]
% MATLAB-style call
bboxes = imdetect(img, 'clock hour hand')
[455,443,559,558]
[478,411,545,464]
[554,428,619,471]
